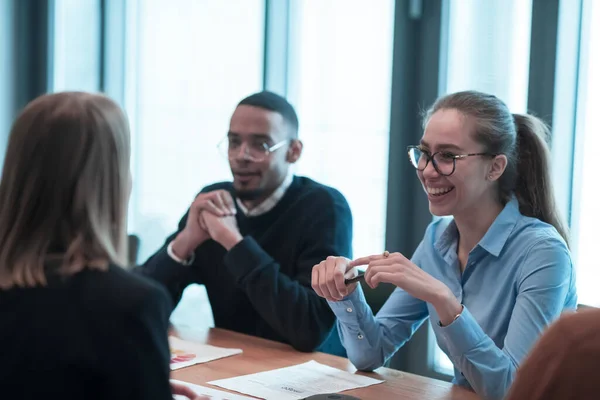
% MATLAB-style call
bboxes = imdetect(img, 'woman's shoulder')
[511,216,569,254]
[508,218,575,293]
[95,263,164,288]
[76,264,172,315]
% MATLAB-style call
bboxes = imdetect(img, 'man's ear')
[286,139,303,164]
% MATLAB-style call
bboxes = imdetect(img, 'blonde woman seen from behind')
[0,92,208,400]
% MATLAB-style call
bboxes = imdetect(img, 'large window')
[122,0,265,328]
[443,0,532,110]
[39,0,593,381]
[0,0,13,168]
[123,0,265,261]
[571,0,600,307]
[51,0,101,92]
[434,0,533,375]
[287,0,395,258]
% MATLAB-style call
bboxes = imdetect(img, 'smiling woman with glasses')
[311,90,576,400]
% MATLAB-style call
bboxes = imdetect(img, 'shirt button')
[346,307,353,313]
[357,334,364,340]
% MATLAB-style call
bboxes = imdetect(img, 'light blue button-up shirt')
[329,199,577,400]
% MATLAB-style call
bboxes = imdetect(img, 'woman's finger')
[311,264,324,298]
[366,271,396,288]
[350,254,382,268]
[364,263,399,287]
[334,258,350,297]
[368,257,406,268]
[319,260,335,300]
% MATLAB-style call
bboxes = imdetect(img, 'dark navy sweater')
[136,176,353,352]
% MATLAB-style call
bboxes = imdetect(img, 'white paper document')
[171,379,254,400]
[207,360,384,400]
[169,336,243,370]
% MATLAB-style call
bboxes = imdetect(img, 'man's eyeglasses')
[218,136,288,162]
[407,145,497,176]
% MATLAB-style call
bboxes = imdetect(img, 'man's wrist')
[217,231,244,251]
[171,233,197,260]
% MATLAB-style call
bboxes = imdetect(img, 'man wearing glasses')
[136,91,352,354]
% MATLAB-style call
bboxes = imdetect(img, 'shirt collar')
[477,197,520,256]
[435,197,521,258]
[236,172,294,217]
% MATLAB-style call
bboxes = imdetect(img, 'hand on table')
[170,381,213,400]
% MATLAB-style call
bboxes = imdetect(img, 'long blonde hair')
[0,92,131,289]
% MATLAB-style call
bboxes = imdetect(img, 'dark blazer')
[0,264,173,400]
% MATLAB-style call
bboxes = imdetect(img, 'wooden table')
[171,327,479,400]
